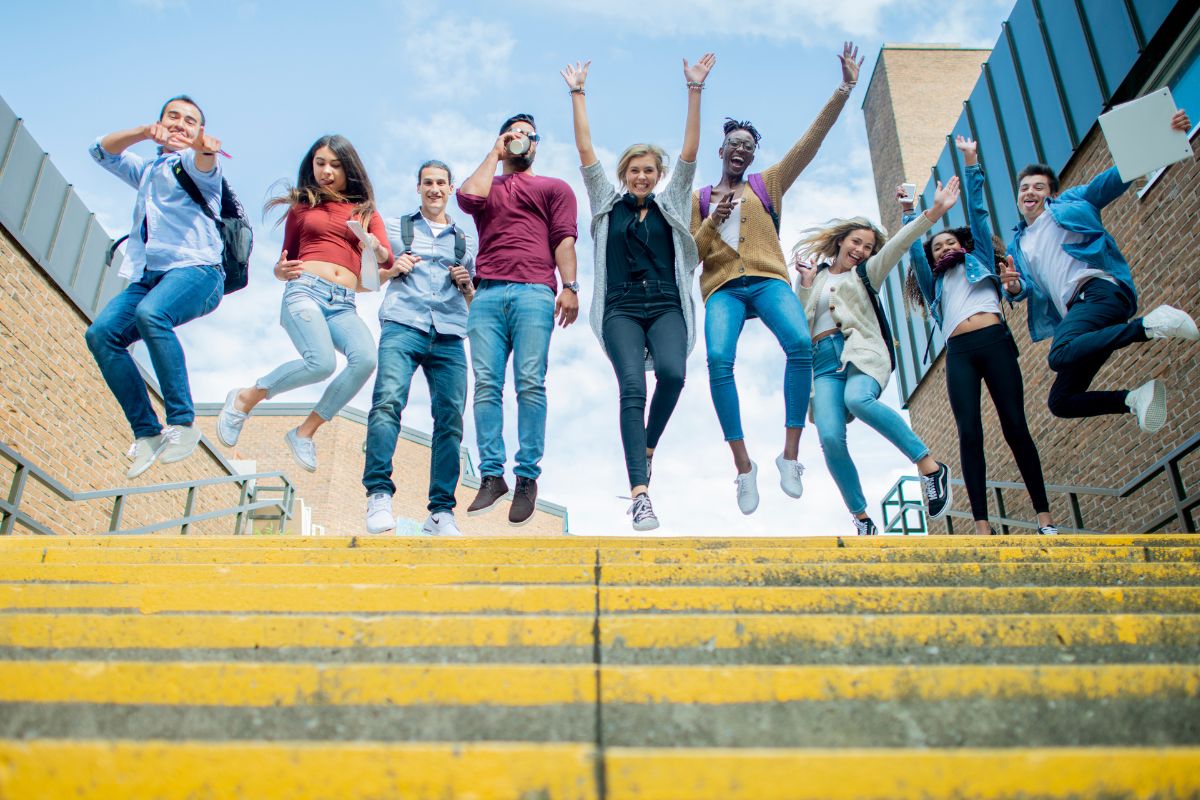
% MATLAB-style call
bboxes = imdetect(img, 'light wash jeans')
[467,280,555,480]
[812,333,929,515]
[363,322,467,512]
[704,276,812,440]
[85,265,224,439]
[256,273,376,420]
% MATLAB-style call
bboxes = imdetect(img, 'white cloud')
[382,7,516,99]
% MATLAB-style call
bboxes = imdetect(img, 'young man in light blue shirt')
[363,160,476,536]
[85,95,226,478]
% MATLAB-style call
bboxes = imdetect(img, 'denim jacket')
[903,163,1005,332]
[1008,166,1136,342]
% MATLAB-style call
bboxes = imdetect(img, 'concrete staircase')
[0,534,1198,799]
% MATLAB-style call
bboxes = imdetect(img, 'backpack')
[105,161,253,295]
[698,173,780,233]
[855,261,897,373]
[399,212,467,263]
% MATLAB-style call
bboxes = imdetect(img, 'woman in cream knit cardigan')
[792,178,959,536]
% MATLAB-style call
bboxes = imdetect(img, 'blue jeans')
[85,265,223,439]
[362,322,467,512]
[812,333,929,515]
[704,276,812,441]
[467,281,555,480]
[256,274,377,421]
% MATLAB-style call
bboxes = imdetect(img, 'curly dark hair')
[723,117,762,144]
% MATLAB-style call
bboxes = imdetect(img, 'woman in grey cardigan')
[562,53,715,531]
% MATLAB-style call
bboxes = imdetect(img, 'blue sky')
[4,0,1014,535]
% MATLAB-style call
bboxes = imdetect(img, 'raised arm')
[562,61,596,167]
[900,196,935,307]
[954,136,994,274]
[866,178,959,289]
[680,53,715,162]
[459,133,516,200]
[766,42,863,195]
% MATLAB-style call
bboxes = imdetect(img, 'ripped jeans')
[255,273,377,420]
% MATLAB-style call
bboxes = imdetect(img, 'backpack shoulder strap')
[172,161,217,222]
[400,213,416,253]
[698,185,713,220]
[452,226,467,264]
[747,173,780,233]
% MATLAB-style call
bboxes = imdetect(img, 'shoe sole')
[1138,380,1167,433]
[366,521,395,534]
[507,511,534,527]
[633,519,661,532]
[125,454,159,480]
[467,496,506,517]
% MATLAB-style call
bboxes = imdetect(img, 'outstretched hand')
[1000,255,1022,294]
[684,53,716,84]
[839,41,864,84]
[930,176,961,219]
[955,135,979,166]
[560,61,591,91]
[793,254,818,288]
[173,124,220,156]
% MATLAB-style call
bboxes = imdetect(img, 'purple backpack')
[698,173,780,233]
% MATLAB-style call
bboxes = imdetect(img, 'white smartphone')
[901,183,917,204]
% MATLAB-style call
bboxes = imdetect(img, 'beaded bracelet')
[687,81,705,89]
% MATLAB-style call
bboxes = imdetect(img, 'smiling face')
[622,154,661,198]
[835,227,877,270]
[418,165,452,219]
[312,146,347,195]
[158,100,202,151]
[719,129,757,179]
[1017,172,1055,223]
[930,231,964,261]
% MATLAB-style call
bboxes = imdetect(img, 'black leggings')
[945,324,1050,521]
[602,282,687,489]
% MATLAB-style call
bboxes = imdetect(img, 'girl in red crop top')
[215,135,392,471]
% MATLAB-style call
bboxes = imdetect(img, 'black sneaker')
[852,517,878,536]
[468,475,508,517]
[628,493,660,532]
[1038,525,1059,536]
[508,477,537,526]
[920,461,952,520]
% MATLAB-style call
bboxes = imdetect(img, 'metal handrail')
[0,441,295,536]
[880,431,1200,534]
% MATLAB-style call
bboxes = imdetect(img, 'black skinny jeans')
[1046,278,1147,418]
[602,281,687,489]
[946,324,1050,521]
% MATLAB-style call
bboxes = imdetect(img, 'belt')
[812,327,841,344]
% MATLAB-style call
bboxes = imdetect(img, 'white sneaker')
[216,389,250,447]
[158,424,201,464]
[125,435,164,479]
[365,493,394,534]
[1126,379,1167,433]
[734,461,759,515]
[285,427,318,472]
[1143,305,1199,341]
[775,453,805,498]
[422,511,462,536]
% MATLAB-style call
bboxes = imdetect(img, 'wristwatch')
[563,281,580,293]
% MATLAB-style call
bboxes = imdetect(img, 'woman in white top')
[903,136,1056,535]
[792,179,959,536]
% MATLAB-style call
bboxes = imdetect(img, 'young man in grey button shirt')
[362,160,476,536]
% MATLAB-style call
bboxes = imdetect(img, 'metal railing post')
[993,487,1008,535]
[180,486,196,536]
[1069,493,1084,531]
[108,495,126,532]
[1,464,29,534]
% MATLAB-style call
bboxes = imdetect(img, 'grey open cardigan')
[581,158,699,369]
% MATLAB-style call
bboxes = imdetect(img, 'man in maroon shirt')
[457,112,579,526]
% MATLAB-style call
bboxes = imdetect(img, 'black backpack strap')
[400,213,416,253]
[172,161,221,225]
[856,262,897,372]
[452,226,467,264]
[105,234,130,266]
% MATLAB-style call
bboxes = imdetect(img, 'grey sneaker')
[365,493,394,534]
[1126,379,1166,433]
[125,435,164,479]
[1143,305,1199,341]
[422,511,462,536]
[285,427,318,472]
[158,424,201,465]
[627,493,660,532]
[216,389,250,447]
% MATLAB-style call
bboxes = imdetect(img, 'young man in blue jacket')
[1006,108,1195,433]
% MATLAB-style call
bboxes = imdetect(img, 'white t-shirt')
[718,200,742,252]
[1019,211,1115,317]
[941,265,1001,335]
[423,215,449,237]
[814,270,853,333]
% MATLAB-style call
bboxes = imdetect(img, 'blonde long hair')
[616,144,669,190]
[791,217,888,265]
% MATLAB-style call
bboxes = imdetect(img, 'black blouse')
[605,194,676,285]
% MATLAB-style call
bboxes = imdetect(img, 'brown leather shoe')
[467,475,509,517]
[508,476,537,526]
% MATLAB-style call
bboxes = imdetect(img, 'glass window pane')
[967,80,1021,240]
[1130,0,1174,43]
[987,34,1042,177]
[1079,0,1139,97]
[1168,43,1200,129]
[1009,0,1075,170]
[1038,0,1105,142]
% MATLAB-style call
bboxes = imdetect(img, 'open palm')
[684,53,716,84]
